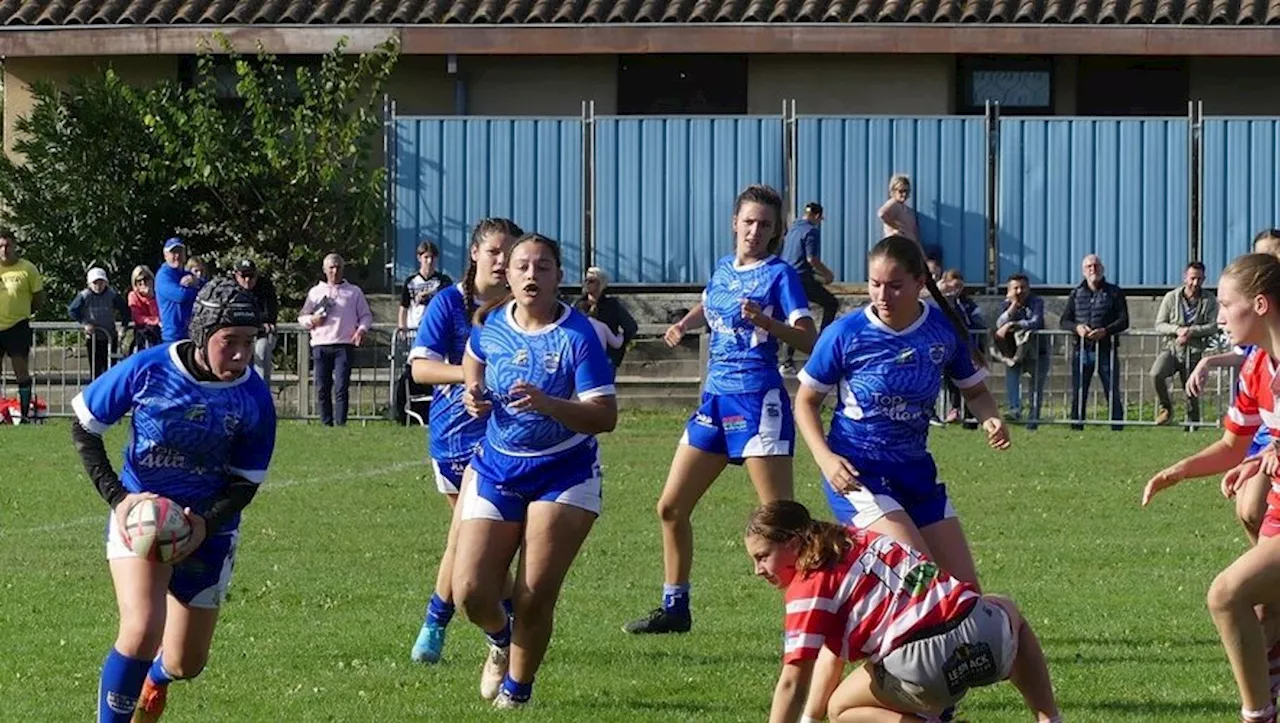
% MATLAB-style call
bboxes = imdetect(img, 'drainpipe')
[448,54,466,116]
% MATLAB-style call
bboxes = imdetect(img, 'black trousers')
[786,275,839,363]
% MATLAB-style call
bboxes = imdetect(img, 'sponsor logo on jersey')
[722,414,748,432]
[694,412,716,427]
[542,351,561,374]
[764,401,781,419]
[184,405,207,422]
[138,445,189,470]
[894,348,915,364]
[512,348,529,366]
[223,412,241,436]
[929,343,947,366]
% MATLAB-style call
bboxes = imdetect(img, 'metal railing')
[0,322,1243,429]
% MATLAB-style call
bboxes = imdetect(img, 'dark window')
[1076,57,1189,116]
[957,56,1054,116]
[617,55,748,115]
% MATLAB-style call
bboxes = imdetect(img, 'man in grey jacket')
[1151,261,1217,425]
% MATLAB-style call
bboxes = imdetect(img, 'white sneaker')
[493,691,526,709]
[479,644,509,701]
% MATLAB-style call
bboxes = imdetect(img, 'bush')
[0,34,399,315]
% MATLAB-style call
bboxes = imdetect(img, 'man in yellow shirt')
[0,230,45,421]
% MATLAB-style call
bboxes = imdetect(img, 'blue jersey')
[72,343,277,529]
[466,301,615,456]
[155,264,202,343]
[409,283,485,462]
[702,254,811,395]
[799,303,987,463]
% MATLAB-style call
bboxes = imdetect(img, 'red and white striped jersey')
[1224,347,1280,439]
[782,528,979,665]
[1225,348,1280,540]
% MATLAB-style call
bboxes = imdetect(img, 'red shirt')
[782,528,979,665]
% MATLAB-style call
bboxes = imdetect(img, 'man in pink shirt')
[299,253,373,426]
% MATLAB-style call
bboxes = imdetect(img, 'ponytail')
[745,501,853,575]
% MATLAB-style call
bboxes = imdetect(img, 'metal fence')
[0,321,1242,430]
[0,322,410,424]
[387,102,1267,290]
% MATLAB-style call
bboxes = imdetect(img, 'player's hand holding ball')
[983,417,1011,450]
[819,452,862,493]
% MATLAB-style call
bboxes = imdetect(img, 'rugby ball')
[123,497,192,563]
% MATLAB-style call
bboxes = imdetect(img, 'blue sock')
[501,597,514,619]
[485,618,512,649]
[500,674,534,702]
[662,583,690,617]
[147,654,176,687]
[425,593,455,627]
[98,648,151,722]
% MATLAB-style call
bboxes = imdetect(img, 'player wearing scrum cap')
[69,277,277,723]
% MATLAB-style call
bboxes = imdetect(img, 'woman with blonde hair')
[127,265,161,353]
[878,174,919,244]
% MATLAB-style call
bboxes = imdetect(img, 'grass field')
[0,412,1256,721]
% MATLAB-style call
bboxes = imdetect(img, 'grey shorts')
[873,597,1018,712]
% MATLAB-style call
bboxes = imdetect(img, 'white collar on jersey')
[863,301,931,337]
[732,254,775,272]
[505,299,571,336]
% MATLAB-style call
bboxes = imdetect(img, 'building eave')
[0,24,1277,58]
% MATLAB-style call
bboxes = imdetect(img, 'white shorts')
[106,513,239,610]
[432,458,469,495]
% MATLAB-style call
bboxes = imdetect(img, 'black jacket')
[233,273,279,327]
[575,295,638,369]
[1059,279,1129,348]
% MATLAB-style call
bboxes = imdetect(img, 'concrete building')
[4,1,1280,160]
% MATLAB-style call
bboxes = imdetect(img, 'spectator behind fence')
[780,201,838,375]
[1060,254,1129,431]
[938,268,985,425]
[299,253,373,427]
[575,266,638,370]
[398,240,452,333]
[68,267,130,379]
[393,241,451,425]
[156,237,203,343]
[233,259,280,383]
[993,274,1049,429]
[127,266,161,353]
[1151,261,1218,426]
[0,229,45,422]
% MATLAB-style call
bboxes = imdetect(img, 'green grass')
[0,413,1253,721]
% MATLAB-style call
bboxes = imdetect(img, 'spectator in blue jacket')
[1059,254,1129,430]
[155,237,203,343]
[68,267,130,379]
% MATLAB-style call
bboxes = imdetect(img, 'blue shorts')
[1249,427,1272,459]
[680,387,794,464]
[822,454,955,530]
[106,514,239,609]
[462,437,603,523]
[432,457,470,495]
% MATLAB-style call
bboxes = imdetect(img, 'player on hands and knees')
[407,218,522,664]
[624,184,816,635]
[71,278,275,723]
[747,500,1061,723]
[1143,253,1280,723]
[792,235,1010,719]
[452,233,618,708]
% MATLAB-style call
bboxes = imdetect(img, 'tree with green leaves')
[0,34,399,315]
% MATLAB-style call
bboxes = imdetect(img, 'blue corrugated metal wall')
[795,117,988,284]
[392,117,584,283]
[1201,118,1280,281]
[997,118,1189,288]
[592,116,785,284]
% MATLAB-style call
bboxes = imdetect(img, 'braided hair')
[188,277,262,351]
[462,218,524,322]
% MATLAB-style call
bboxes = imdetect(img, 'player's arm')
[1143,429,1254,505]
[768,658,816,723]
[758,267,818,353]
[70,420,128,507]
[201,475,258,534]
[410,295,465,386]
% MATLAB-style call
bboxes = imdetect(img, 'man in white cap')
[68,267,130,379]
